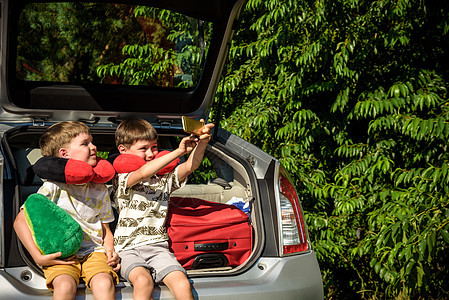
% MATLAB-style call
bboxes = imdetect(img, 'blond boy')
[14,121,120,300]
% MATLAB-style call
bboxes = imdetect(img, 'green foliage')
[17,3,139,82]
[214,0,449,298]
[97,43,181,86]
[17,3,209,88]
[96,151,109,160]
[188,157,218,184]
[96,6,211,87]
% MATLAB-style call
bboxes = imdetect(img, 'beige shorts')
[119,241,186,283]
[42,252,119,291]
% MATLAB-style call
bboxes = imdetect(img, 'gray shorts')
[119,241,186,283]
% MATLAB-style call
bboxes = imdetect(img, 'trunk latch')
[31,116,48,126]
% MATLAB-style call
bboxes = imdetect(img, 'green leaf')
[374,261,382,274]
[426,229,436,256]
[388,242,402,265]
[418,237,427,259]
[416,264,424,287]
[441,230,449,244]
[405,260,415,276]
[405,243,412,261]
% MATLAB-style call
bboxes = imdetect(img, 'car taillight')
[279,168,308,255]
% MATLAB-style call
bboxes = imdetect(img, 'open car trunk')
[1,0,246,125]
[1,125,262,284]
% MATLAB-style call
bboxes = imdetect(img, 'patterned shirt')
[113,167,186,253]
[38,181,114,258]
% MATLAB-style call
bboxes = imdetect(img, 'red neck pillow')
[32,151,179,185]
[33,156,115,184]
[112,150,180,176]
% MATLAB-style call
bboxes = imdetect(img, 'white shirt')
[38,181,114,258]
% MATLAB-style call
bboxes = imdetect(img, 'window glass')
[16,2,211,88]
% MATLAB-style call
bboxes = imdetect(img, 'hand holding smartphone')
[182,116,205,136]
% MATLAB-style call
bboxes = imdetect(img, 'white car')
[0,0,324,298]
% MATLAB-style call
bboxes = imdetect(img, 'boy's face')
[119,139,158,162]
[60,133,98,166]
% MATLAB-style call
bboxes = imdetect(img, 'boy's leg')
[119,248,154,300]
[143,241,193,300]
[162,270,194,300]
[52,274,77,300]
[128,266,155,300]
[42,259,81,300]
[90,272,116,300]
[81,252,119,300]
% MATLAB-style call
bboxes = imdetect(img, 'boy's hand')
[175,120,214,182]
[106,249,121,272]
[34,252,76,267]
[197,120,214,143]
[179,120,214,154]
[179,136,198,155]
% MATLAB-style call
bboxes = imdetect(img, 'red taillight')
[279,169,308,254]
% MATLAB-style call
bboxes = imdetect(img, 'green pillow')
[23,193,83,258]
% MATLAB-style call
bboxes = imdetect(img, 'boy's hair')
[40,121,90,157]
[115,118,158,148]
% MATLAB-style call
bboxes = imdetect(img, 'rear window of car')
[16,2,212,89]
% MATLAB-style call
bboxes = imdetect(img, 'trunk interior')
[1,125,259,283]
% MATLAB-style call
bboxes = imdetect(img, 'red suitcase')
[166,197,253,269]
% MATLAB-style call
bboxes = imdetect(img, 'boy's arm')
[125,120,213,187]
[125,147,187,188]
[102,222,120,272]
[177,122,214,182]
[14,210,75,266]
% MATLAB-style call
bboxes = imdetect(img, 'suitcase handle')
[194,242,229,251]
[192,253,229,269]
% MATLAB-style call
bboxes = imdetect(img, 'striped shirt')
[112,167,186,253]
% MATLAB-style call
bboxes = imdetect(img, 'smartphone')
[182,116,205,135]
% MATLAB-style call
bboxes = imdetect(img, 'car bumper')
[1,252,323,299]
